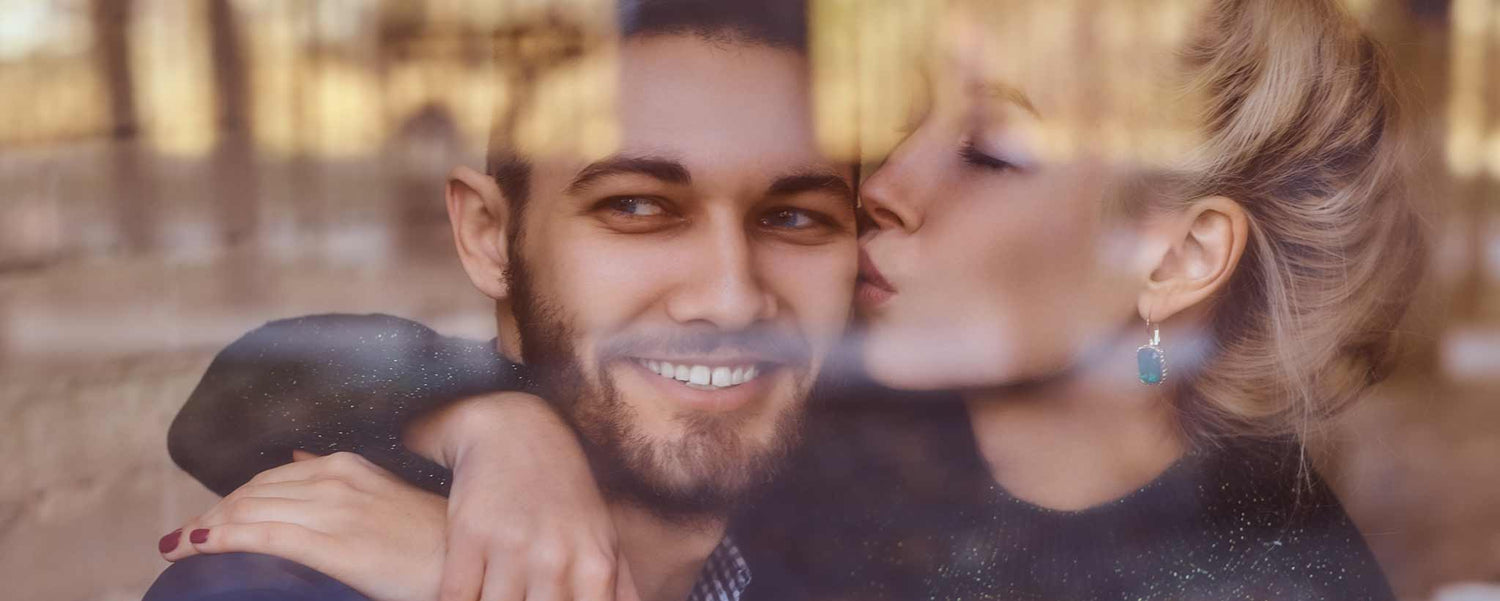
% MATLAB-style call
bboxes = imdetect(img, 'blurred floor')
[0,139,494,601]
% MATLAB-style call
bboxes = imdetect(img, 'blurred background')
[0,0,1497,599]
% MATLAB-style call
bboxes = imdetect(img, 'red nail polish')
[159,529,182,554]
[189,529,209,544]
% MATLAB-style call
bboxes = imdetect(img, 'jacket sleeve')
[167,313,535,497]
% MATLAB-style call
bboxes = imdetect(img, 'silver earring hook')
[1145,306,1159,345]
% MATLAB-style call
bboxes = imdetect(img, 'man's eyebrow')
[566,155,691,194]
[767,172,855,203]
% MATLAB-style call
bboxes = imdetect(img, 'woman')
[160,0,1424,598]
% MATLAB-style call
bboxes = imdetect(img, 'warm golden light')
[809,0,1204,168]
[0,1,108,147]
[1447,0,1491,179]
[810,0,936,164]
[131,0,219,157]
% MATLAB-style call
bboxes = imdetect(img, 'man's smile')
[615,357,789,413]
[633,358,765,389]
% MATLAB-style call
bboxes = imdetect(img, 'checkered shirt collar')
[685,535,752,601]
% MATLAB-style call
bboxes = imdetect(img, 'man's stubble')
[504,247,806,522]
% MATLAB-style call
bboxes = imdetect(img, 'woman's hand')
[159,451,447,601]
[405,392,639,601]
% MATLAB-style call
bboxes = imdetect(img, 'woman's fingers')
[232,477,360,506]
[520,539,572,601]
[159,524,199,562]
[437,534,486,601]
[521,570,568,601]
[159,479,349,562]
[184,521,342,576]
[244,451,380,488]
[615,558,643,601]
[199,496,326,530]
[474,558,526,601]
[571,540,619,601]
[162,495,330,561]
[156,455,448,601]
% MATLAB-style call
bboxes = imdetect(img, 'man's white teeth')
[640,359,761,390]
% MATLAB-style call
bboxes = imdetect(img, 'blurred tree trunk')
[208,0,257,248]
[93,0,153,252]
[206,0,264,304]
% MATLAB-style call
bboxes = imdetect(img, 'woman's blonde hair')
[1166,0,1427,444]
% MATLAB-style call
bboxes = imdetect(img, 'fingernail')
[189,529,209,544]
[158,529,182,554]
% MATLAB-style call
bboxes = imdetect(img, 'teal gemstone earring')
[1137,319,1167,385]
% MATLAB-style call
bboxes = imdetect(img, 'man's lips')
[618,358,781,413]
[631,357,768,389]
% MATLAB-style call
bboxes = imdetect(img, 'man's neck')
[495,306,524,363]
[610,503,729,601]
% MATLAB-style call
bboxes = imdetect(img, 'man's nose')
[665,224,778,330]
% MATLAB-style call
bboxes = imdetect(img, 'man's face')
[504,35,857,516]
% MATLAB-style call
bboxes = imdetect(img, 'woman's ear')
[1137,196,1250,322]
[447,165,513,301]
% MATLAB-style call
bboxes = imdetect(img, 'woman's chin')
[859,326,1026,392]
[863,360,960,391]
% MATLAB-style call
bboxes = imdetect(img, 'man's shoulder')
[143,554,368,601]
[228,313,484,357]
[208,312,507,386]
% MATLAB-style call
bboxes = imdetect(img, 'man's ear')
[1137,196,1250,322]
[447,165,512,301]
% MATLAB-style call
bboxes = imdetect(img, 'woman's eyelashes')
[959,140,1021,173]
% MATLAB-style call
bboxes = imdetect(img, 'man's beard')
[506,255,809,522]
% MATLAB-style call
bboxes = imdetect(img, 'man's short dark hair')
[621,0,806,51]
[484,0,808,237]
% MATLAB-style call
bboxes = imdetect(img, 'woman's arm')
[407,397,628,601]
[168,313,532,497]
[165,313,629,601]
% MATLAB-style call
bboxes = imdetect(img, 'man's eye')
[760,208,823,230]
[604,196,668,217]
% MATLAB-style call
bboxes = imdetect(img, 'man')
[146,2,858,600]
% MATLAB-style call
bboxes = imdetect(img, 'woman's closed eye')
[959,140,1019,173]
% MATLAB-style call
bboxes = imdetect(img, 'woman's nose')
[859,161,925,234]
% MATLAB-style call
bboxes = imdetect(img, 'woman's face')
[854,7,1185,391]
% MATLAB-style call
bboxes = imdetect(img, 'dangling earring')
[1137,317,1167,385]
